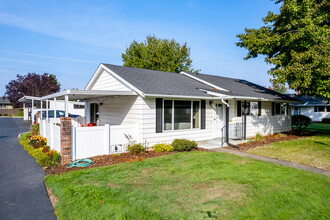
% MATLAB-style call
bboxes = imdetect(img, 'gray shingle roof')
[103,64,297,101]
[103,64,214,97]
[183,71,297,101]
[0,97,11,104]
[288,94,330,106]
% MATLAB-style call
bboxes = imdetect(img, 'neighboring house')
[288,94,330,121]
[19,96,85,123]
[39,64,297,153]
[0,97,21,116]
[0,98,13,109]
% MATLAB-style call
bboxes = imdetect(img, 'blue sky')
[0,0,281,95]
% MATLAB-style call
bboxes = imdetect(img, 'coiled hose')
[66,159,94,168]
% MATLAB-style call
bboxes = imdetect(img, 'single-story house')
[39,64,297,153]
[0,97,21,116]
[288,94,330,121]
[0,97,13,109]
[19,96,85,123]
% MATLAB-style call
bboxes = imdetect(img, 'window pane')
[242,102,250,115]
[275,103,281,114]
[174,101,191,130]
[164,100,172,130]
[193,101,200,128]
[250,102,258,116]
[318,106,325,112]
[326,106,330,112]
[280,103,286,114]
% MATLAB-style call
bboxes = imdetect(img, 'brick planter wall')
[60,117,72,165]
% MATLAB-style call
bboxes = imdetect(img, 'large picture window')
[163,100,200,131]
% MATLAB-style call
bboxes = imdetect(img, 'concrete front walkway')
[211,147,330,177]
[0,118,57,219]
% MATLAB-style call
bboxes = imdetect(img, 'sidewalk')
[211,147,330,177]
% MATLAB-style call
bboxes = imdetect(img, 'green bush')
[17,109,24,116]
[2,113,8,116]
[172,139,197,152]
[152,143,174,152]
[128,144,146,154]
[30,124,40,136]
[322,118,330,124]
[20,132,60,167]
[292,115,312,132]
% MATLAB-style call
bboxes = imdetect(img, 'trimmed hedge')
[322,118,330,124]
[128,144,146,154]
[172,139,197,152]
[292,115,312,132]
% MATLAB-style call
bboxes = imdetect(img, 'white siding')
[229,100,291,138]
[296,106,330,122]
[140,97,214,146]
[92,95,143,126]
[89,70,132,91]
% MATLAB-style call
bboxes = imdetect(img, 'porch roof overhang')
[39,90,138,101]
[18,96,41,103]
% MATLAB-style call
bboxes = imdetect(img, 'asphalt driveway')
[0,117,56,219]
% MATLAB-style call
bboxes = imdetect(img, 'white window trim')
[162,99,201,132]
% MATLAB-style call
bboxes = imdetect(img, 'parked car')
[34,110,81,123]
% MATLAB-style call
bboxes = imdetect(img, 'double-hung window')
[163,100,200,131]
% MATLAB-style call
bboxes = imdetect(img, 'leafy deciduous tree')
[236,0,329,99]
[122,35,198,73]
[4,73,61,108]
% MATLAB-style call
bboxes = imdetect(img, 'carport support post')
[60,117,72,165]
[46,99,49,121]
[64,95,69,117]
[54,98,57,119]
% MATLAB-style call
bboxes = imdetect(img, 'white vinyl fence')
[39,119,61,152]
[72,123,140,160]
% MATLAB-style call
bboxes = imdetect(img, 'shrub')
[2,113,8,116]
[322,118,330,124]
[128,144,145,154]
[17,109,24,116]
[31,124,40,136]
[42,146,50,153]
[255,132,263,141]
[20,133,59,166]
[292,115,312,132]
[172,139,197,152]
[152,143,174,152]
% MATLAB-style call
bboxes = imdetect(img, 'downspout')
[221,99,240,149]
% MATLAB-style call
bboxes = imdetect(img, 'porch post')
[40,100,43,120]
[226,104,229,144]
[31,99,34,122]
[243,101,247,140]
[64,95,69,117]
[46,99,49,120]
[54,98,57,119]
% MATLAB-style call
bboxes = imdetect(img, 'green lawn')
[247,123,330,170]
[45,151,330,219]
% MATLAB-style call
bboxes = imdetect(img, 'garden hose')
[66,159,94,168]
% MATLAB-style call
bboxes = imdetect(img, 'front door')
[213,103,225,138]
[90,103,99,125]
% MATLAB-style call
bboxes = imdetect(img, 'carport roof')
[39,90,137,100]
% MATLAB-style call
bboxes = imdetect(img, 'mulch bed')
[225,131,310,151]
[45,148,209,175]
